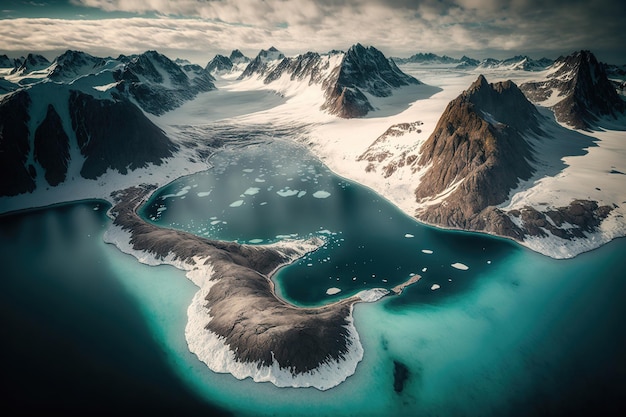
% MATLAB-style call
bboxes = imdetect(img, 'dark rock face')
[239,47,285,79]
[69,90,177,179]
[414,75,539,225]
[34,104,70,186]
[0,54,12,68]
[521,50,626,129]
[0,91,35,196]
[115,50,215,115]
[10,53,50,75]
[229,49,250,64]
[509,200,613,240]
[205,54,233,74]
[48,50,100,81]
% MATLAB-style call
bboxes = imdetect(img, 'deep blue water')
[2,140,625,416]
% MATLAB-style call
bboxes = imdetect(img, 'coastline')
[104,183,419,390]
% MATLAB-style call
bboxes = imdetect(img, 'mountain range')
[1,45,624,253]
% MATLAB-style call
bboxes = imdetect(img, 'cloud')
[1,0,624,63]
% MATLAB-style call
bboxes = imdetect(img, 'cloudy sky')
[1,0,624,64]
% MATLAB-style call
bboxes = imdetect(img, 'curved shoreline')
[105,184,415,390]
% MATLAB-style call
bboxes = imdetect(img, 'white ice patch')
[161,186,192,200]
[297,191,307,198]
[326,287,341,295]
[197,191,212,197]
[451,262,469,270]
[405,233,414,238]
[248,239,264,244]
[431,284,441,290]
[277,188,299,197]
[313,191,331,199]
[422,249,433,254]
[244,187,260,195]
[229,200,244,207]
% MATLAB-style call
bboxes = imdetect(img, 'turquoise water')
[2,140,625,415]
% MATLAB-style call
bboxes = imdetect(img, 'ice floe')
[404,233,414,238]
[431,284,441,290]
[422,249,434,254]
[451,262,469,270]
[229,200,244,207]
[326,287,341,295]
[313,191,331,199]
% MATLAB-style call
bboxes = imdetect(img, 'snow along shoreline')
[103,185,397,391]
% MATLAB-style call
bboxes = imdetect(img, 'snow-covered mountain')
[206,50,251,76]
[0,49,220,196]
[239,43,422,118]
[476,55,553,71]
[113,50,216,115]
[0,54,12,68]
[520,50,626,129]
[10,53,50,75]
[357,75,615,246]
[392,52,460,65]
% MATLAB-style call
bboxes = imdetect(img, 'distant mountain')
[229,49,250,65]
[239,43,422,118]
[477,56,553,71]
[392,52,460,65]
[0,49,218,196]
[456,56,480,68]
[48,50,104,81]
[0,54,12,68]
[10,53,50,75]
[113,50,215,115]
[520,50,626,129]
[205,54,233,74]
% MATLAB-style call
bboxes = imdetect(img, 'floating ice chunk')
[244,187,260,195]
[156,207,167,213]
[229,200,244,207]
[422,249,434,254]
[422,267,427,272]
[297,191,307,198]
[197,191,212,197]
[313,191,331,199]
[260,202,268,206]
[318,229,332,235]
[242,168,254,173]
[255,178,266,183]
[431,284,441,290]
[307,263,313,267]
[161,185,192,199]
[405,233,414,238]
[326,287,341,295]
[277,189,299,197]
[210,220,221,225]
[451,262,469,270]
[248,239,263,244]
[487,260,492,264]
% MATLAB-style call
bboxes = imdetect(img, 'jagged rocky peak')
[393,52,460,65]
[464,74,541,132]
[10,53,50,75]
[339,43,420,97]
[206,54,233,74]
[239,46,286,79]
[413,75,538,232]
[115,50,215,115]
[0,54,12,68]
[521,50,626,129]
[229,49,250,64]
[48,50,102,80]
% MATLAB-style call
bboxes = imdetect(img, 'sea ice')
[313,191,331,198]
[422,249,434,254]
[431,284,441,290]
[277,189,299,197]
[229,200,244,207]
[197,191,212,197]
[451,262,469,270]
[405,233,414,238]
[244,187,260,195]
[248,239,264,244]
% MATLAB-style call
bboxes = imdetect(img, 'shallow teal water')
[2,140,625,415]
